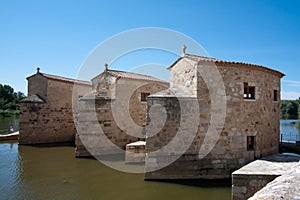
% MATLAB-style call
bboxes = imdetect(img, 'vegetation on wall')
[0,84,26,117]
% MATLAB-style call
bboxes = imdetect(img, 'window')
[274,90,278,101]
[244,82,255,100]
[141,92,150,102]
[247,136,255,151]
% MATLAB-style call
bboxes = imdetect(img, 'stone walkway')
[232,153,300,200]
[249,161,300,199]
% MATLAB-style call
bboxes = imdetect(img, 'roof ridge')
[184,53,269,68]
[168,54,284,78]
[107,69,158,77]
[40,73,91,85]
[106,69,168,83]
[184,53,219,60]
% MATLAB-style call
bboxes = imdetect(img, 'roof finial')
[182,45,187,57]
[104,63,108,71]
[37,67,40,74]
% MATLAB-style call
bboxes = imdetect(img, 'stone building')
[145,47,284,180]
[19,68,92,144]
[75,67,169,157]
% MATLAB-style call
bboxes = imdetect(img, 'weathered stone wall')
[145,58,282,180]
[169,59,197,96]
[126,80,168,126]
[249,161,300,200]
[92,72,117,98]
[75,98,138,157]
[232,174,278,200]
[19,77,91,144]
[27,73,48,100]
[216,64,281,159]
[75,77,168,157]
[125,141,146,163]
[232,153,300,200]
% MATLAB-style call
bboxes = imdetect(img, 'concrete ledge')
[249,161,300,199]
[125,141,146,163]
[232,153,300,200]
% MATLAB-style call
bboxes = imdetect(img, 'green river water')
[2,118,300,199]
[0,141,231,200]
[0,117,231,199]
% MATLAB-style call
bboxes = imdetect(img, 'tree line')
[0,84,26,116]
[280,99,300,119]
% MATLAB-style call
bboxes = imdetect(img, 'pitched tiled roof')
[20,95,45,103]
[168,54,285,78]
[41,73,92,85]
[27,72,91,85]
[105,69,168,83]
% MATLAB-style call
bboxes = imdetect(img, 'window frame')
[244,82,255,100]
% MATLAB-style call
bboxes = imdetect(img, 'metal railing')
[280,133,300,143]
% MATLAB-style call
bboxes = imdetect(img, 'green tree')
[280,100,300,119]
[286,101,298,119]
[0,84,26,115]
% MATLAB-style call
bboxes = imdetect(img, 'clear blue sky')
[0,0,299,99]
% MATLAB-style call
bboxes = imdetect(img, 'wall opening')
[141,92,150,102]
[244,82,255,100]
[273,90,278,101]
[247,136,256,151]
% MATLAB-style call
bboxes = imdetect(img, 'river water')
[280,119,300,142]
[0,141,230,200]
[1,118,299,199]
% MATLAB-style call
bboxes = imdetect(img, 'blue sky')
[0,0,299,99]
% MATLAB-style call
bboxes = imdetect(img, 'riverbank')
[0,115,19,135]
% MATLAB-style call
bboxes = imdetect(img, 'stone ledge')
[249,161,300,200]
[232,153,300,200]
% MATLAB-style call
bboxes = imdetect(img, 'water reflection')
[0,142,230,200]
[0,142,23,200]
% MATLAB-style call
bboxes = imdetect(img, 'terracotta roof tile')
[106,69,168,83]
[168,54,285,78]
[40,73,91,85]
[20,95,45,103]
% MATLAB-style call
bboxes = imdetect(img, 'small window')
[244,82,255,100]
[274,90,278,101]
[247,136,255,151]
[141,92,150,102]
